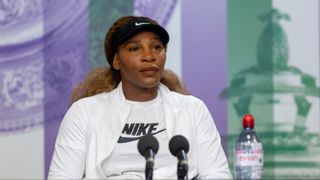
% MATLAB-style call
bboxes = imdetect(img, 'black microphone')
[169,135,189,180]
[138,134,159,180]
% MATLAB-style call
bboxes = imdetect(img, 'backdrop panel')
[0,0,319,179]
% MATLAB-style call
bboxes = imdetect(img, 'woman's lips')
[140,67,159,72]
[140,65,159,72]
[140,66,159,75]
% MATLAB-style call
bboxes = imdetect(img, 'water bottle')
[234,114,264,179]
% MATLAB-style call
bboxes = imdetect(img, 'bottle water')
[234,114,264,179]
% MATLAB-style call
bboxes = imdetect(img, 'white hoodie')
[48,83,232,179]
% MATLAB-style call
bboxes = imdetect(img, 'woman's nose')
[141,49,155,62]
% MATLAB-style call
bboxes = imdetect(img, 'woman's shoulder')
[63,92,114,127]
[167,89,205,107]
[159,83,203,104]
[72,92,112,107]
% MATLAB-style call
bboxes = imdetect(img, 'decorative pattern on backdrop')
[89,0,134,69]
[224,1,320,178]
[0,0,44,134]
[43,0,90,176]
[0,0,178,178]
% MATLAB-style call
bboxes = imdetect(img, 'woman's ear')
[113,54,120,70]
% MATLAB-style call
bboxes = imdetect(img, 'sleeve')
[195,101,233,179]
[48,102,87,179]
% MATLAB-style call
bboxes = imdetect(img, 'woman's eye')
[153,44,163,51]
[128,46,139,52]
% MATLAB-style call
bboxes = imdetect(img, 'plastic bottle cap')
[242,114,254,129]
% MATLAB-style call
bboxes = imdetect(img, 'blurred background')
[0,0,319,179]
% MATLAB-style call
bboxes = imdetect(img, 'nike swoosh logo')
[118,129,166,143]
[135,22,150,26]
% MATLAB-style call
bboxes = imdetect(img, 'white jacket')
[48,83,232,179]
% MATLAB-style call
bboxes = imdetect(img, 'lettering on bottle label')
[235,143,263,166]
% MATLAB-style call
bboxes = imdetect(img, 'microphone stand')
[177,163,188,180]
[145,150,155,180]
[177,150,188,180]
[145,165,153,180]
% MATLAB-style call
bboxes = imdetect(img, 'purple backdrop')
[182,0,228,138]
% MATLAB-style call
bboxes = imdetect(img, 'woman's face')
[113,31,166,92]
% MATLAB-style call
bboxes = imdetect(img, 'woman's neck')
[122,84,159,102]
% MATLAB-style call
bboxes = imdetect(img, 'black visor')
[111,18,170,51]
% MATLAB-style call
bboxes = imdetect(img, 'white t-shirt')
[102,94,177,179]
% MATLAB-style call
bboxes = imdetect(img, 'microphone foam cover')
[169,135,189,156]
[137,134,159,157]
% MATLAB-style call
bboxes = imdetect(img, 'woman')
[48,16,232,179]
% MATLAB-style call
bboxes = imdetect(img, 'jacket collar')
[96,82,132,177]
[158,83,181,137]
[96,82,182,177]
